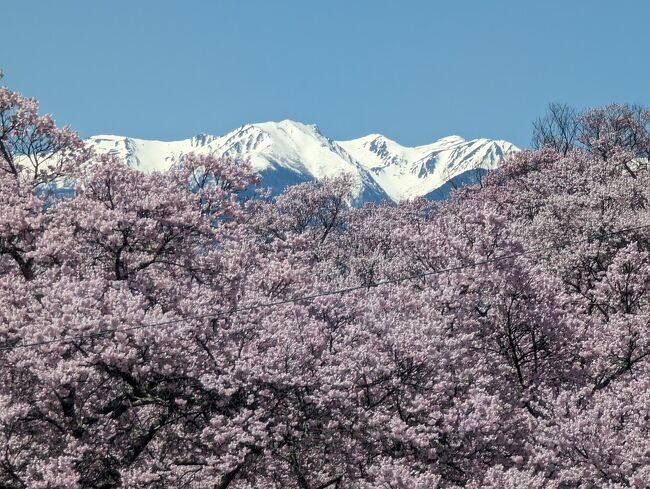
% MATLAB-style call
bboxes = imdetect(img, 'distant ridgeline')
[87,120,518,204]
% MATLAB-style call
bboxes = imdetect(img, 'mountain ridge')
[87,120,519,203]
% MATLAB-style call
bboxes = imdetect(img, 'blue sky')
[2,1,649,147]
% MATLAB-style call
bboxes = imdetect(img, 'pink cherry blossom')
[1,80,650,487]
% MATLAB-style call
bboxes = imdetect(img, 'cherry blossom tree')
[1,77,649,488]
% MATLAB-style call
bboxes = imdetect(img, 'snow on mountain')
[87,120,519,203]
[338,134,518,201]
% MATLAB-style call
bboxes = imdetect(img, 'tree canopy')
[2,80,650,488]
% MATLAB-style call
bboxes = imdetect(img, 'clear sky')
[2,1,649,147]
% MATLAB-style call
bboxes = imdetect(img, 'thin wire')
[2,223,649,352]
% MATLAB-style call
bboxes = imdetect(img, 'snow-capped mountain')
[87,120,518,203]
[339,134,517,201]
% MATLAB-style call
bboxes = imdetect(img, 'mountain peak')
[435,135,466,144]
[253,119,321,135]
